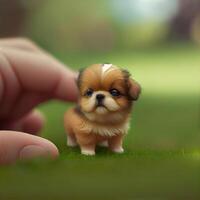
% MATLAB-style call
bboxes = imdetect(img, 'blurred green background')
[0,0,200,199]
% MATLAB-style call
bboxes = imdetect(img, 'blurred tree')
[0,0,26,37]
[25,0,114,52]
[0,0,41,37]
[169,0,200,40]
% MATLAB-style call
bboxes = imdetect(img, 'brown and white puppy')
[64,64,141,155]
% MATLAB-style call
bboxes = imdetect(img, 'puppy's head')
[77,64,141,116]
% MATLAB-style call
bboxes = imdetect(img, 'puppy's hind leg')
[67,134,78,147]
[108,135,124,153]
[98,140,108,147]
[65,125,78,147]
[76,134,96,155]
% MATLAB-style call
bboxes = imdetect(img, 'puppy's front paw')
[81,149,95,156]
[111,147,124,154]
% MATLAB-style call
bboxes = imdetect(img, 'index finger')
[0,47,78,102]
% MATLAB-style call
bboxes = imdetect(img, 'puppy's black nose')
[96,94,105,102]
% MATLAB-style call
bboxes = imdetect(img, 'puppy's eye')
[110,89,121,97]
[84,88,94,97]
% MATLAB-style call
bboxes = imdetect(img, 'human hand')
[0,38,78,164]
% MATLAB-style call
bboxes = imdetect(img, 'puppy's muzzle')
[96,94,105,107]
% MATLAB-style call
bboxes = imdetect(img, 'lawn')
[0,43,199,199]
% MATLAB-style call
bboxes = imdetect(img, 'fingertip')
[54,70,78,102]
[38,138,59,159]
[0,131,59,165]
[22,110,45,135]
[19,140,59,161]
[0,110,45,136]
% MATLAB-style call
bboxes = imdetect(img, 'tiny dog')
[64,64,141,155]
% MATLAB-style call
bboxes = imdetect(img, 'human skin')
[0,38,78,165]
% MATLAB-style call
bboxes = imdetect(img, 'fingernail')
[19,145,52,160]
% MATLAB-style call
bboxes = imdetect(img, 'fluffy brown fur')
[64,64,141,155]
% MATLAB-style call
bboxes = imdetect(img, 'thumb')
[0,131,59,165]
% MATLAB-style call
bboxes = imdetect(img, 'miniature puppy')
[64,64,141,155]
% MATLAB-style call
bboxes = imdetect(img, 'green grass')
[0,43,199,199]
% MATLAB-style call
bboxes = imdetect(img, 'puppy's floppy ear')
[122,69,141,101]
[76,68,85,89]
[127,78,141,101]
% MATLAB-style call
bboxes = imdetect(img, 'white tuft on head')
[101,63,118,80]
[102,64,112,73]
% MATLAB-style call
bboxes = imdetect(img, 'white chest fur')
[80,121,130,137]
